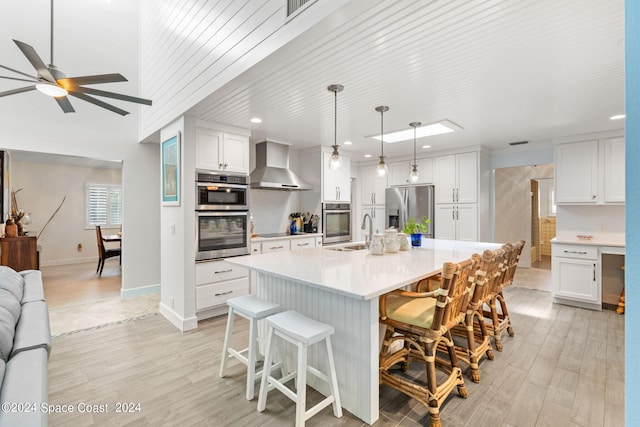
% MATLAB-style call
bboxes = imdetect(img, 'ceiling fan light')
[36,83,67,97]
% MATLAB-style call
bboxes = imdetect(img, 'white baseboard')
[159,303,198,332]
[40,256,97,267]
[121,284,160,299]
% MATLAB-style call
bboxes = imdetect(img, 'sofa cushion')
[11,301,51,359]
[0,348,48,427]
[0,266,24,302]
[19,270,45,304]
[0,288,21,362]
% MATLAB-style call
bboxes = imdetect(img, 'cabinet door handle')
[592,195,597,199]
[224,163,228,169]
[214,269,233,274]
[593,264,596,281]
[563,250,588,255]
[456,206,459,220]
[456,188,460,202]
[296,243,310,247]
[452,188,455,202]
[452,208,455,220]
[214,290,233,297]
[270,245,284,250]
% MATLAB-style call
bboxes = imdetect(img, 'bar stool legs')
[257,310,342,427]
[219,295,280,401]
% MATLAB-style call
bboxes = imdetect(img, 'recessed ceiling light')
[364,154,372,158]
[369,119,462,143]
[250,117,262,123]
[422,145,431,149]
[343,141,352,145]
[610,114,626,120]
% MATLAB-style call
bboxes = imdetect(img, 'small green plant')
[402,216,431,235]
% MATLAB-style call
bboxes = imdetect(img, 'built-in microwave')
[196,172,249,211]
[196,211,250,260]
[322,203,351,244]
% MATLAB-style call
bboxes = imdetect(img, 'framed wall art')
[161,132,180,206]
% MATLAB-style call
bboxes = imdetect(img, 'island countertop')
[227,238,502,300]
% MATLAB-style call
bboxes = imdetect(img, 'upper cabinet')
[195,128,249,174]
[360,164,387,205]
[322,151,351,203]
[555,136,624,205]
[434,152,477,204]
[388,158,433,187]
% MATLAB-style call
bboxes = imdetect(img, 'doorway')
[531,177,555,270]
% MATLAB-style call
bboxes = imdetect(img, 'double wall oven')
[195,172,250,261]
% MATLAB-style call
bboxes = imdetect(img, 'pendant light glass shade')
[409,121,421,183]
[327,84,344,171]
[375,105,389,177]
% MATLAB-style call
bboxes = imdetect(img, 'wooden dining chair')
[95,225,121,275]
[379,256,479,427]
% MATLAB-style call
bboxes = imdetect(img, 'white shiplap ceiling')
[187,0,625,160]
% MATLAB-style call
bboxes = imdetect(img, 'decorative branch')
[37,196,66,240]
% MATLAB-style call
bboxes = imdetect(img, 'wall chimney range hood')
[250,141,312,190]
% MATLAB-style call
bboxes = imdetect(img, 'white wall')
[0,0,161,295]
[9,160,122,266]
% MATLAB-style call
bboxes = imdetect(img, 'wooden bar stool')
[257,310,342,427]
[219,295,280,400]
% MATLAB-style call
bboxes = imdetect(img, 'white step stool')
[219,295,280,400]
[257,310,342,426]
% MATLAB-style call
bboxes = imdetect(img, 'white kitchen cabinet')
[434,152,477,204]
[195,127,249,174]
[389,158,434,187]
[360,164,387,205]
[290,237,316,250]
[195,260,250,314]
[554,136,624,205]
[434,204,477,241]
[261,239,290,253]
[555,140,598,204]
[604,137,625,203]
[552,244,599,305]
[322,151,351,202]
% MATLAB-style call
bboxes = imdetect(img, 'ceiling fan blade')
[55,96,75,113]
[13,40,56,83]
[57,73,127,87]
[0,75,39,83]
[68,91,129,116]
[0,64,38,80]
[0,85,36,98]
[72,86,152,106]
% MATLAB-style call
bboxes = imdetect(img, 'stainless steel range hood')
[250,141,312,190]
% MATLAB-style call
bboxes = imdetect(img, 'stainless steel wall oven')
[196,173,250,260]
[322,203,351,244]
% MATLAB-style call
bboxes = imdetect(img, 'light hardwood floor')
[47,268,624,426]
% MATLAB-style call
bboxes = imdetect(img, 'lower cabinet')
[195,259,249,319]
[434,204,477,241]
[552,243,599,307]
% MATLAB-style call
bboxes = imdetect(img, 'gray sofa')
[0,266,51,427]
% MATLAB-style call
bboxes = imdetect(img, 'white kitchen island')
[226,238,502,424]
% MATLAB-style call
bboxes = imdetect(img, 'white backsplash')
[249,189,301,234]
[556,204,625,239]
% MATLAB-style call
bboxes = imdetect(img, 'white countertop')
[251,233,322,242]
[551,235,625,247]
[227,239,502,300]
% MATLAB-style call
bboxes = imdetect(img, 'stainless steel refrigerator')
[385,185,435,238]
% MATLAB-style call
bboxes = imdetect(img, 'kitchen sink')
[328,243,369,251]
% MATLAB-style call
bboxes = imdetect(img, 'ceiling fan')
[0,0,151,116]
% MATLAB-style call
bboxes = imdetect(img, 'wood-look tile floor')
[46,268,624,426]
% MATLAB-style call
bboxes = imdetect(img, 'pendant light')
[409,121,421,183]
[375,105,389,177]
[327,84,344,170]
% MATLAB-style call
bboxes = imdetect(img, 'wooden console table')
[0,236,39,271]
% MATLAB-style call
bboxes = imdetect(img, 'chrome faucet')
[361,213,373,247]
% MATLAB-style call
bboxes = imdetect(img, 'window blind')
[86,184,122,228]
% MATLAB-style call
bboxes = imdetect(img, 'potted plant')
[402,216,431,247]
